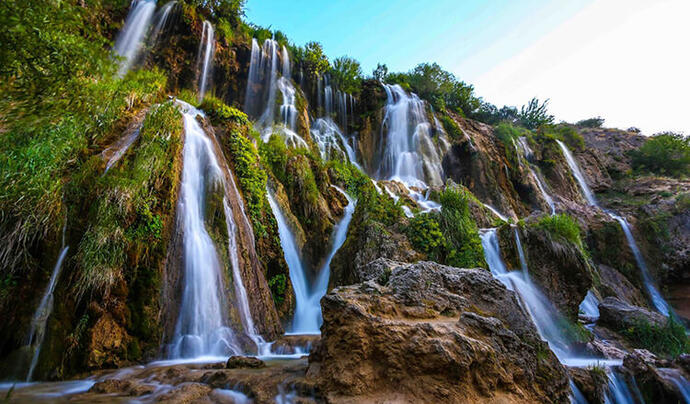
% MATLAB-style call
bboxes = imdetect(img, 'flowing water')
[169,101,239,358]
[516,137,556,215]
[149,1,177,46]
[25,246,69,381]
[113,0,157,77]
[557,140,671,315]
[267,187,355,334]
[378,84,445,188]
[604,371,638,404]
[196,20,215,102]
[579,290,601,320]
[102,125,142,175]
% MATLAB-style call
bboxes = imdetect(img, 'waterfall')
[149,1,177,46]
[266,187,355,334]
[516,137,556,215]
[482,203,509,222]
[244,39,305,147]
[222,198,267,354]
[579,290,600,320]
[659,368,690,403]
[113,0,157,77]
[26,245,69,381]
[569,380,589,404]
[557,139,671,315]
[556,140,597,206]
[610,214,670,315]
[310,118,359,167]
[378,84,444,188]
[169,101,239,358]
[604,371,637,404]
[196,21,215,102]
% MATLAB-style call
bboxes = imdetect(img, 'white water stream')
[113,0,157,77]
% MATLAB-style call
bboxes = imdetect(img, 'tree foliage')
[330,56,362,94]
[518,97,554,129]
[631,132,690,178]
[372,63,388,81]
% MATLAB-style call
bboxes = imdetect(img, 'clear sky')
[245,0,690,135]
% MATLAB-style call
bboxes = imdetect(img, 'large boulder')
[623,349,690,403]
[309,260,569,403]
[598,297,666,331]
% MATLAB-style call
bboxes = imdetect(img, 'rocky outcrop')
[577,128,645,186]
[518,223,593,319]
[310,260,569,403]
[622,349,690,403]
[569,366,608,404]
[329,217,419,289]
[598,297,666,331]
[442,116,525,219]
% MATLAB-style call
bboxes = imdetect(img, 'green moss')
[225,128,269,237]
[75,102,182,298]
[439,114,463,139]
[534,213,585,251]
[621,317,689,358]
[200,95,249,125]
[267,274,287,305]
[407,214,446,261]
[259,135,288,184]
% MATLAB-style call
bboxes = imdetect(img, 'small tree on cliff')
[519,97,554,129]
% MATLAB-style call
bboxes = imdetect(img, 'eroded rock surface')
[310,260,569,403]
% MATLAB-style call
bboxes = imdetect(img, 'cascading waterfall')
[378,84,445,188]
[659,368,690,403]
[244,38,306,147]
[113,0,157,77]
[557,139,671,315]
[481,227,636,402]
[515,137,556,215]
[267,186,355,334]
[196,21,215,102]
[25,244,69,381]
[149,1,177,45]
[169,101,239,358]
[579,290,601,320]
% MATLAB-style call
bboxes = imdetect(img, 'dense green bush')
[267,274,287,305]
[535,213,584,250]
[621,316,689,358]
[406,187,485,268]
[630,132,690,178]
[330,57,362,94]
[439,114,463,139]
[518,98,554,129]
[200,96,250,125]
[576,117,605,128]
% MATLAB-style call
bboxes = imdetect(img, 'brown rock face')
[569,366,608,404]
[87,313,129,369]
[623,349,690,403]
[310,260,569,403]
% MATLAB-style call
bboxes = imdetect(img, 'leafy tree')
[631,132,690,178]
[576,117,605,128]
[519,97,554,129]
[300,41,330,81]
[372,63,388,81]
[186,0,246,21]
[330,56,362,94]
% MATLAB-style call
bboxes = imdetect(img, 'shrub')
[576,117,605,128]
[519,98,554,129]
[267,274,287,305]
[621,316,689,358]
[535,213,584,250]
[407,214,446,261]
[259,134,288,183]
[439,114,463,139]
[438,187,486,268]
[200,95,249,125]
[630,132,690,178]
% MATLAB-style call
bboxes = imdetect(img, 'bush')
[535,213,584,250]
[438,187,486,268]
[630,132,690,178]
[439,114,463,139]
[576,117,605,128]
[330,56,362,94]
[407,214,446,261]
[200,95,249,125]
[519,98,554,129]
[267,274,287,305]
[621,316,689,358]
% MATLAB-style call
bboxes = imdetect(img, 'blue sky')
[245,0,690,134]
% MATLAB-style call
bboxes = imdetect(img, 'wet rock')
[519,222,593,319]
[623,349,689,403]
[226,356,265,369]
[157,382,213,403]
[86,313,129,369]
[270,334,320,355]
[311,260,569,403]
[598,297,666,331]
[90,378,155,396]
[569,366,608,404]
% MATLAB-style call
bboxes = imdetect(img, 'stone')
[310,260,569,403]
[598,297,666,331]
[226,356,266,369]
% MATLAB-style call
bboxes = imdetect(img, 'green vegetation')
[385,63,480,117]
[517,98,554,129]
[325,159,370,198]
[267,274,287,305]
[225,127,269,237]
[630,132,690,178]
[75,102,182,297]
[576,117,605,128]
[535,214,585,250]
[290,41,330,81]
[330,57,363,94]
[621,317,689,358]
[406,187,485,268]
[439,114,463,139]
[200,95,250,125]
